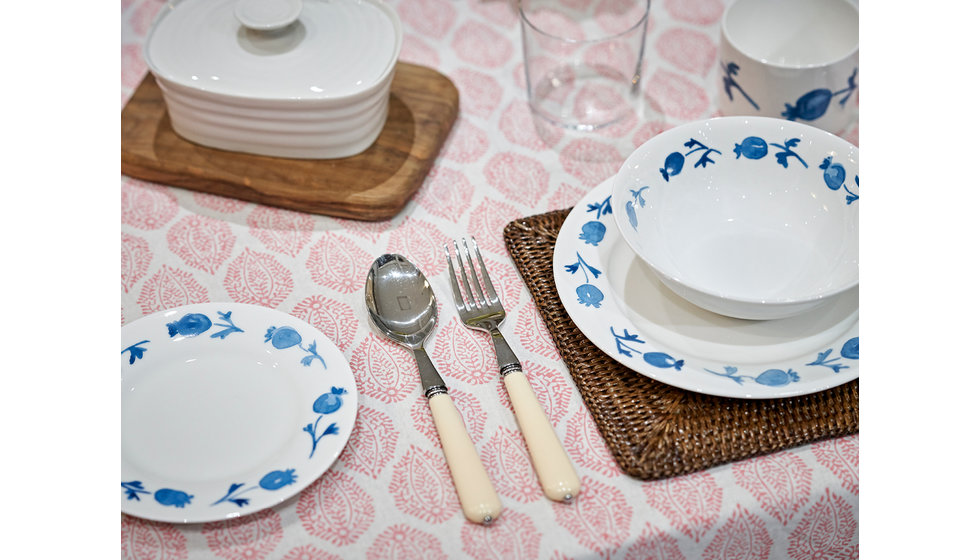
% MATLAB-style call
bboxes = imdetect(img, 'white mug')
[718,0,859,134]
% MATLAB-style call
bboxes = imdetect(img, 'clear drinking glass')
[519,0,651,131]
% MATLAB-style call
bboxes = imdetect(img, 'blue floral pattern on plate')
[553,179,859,399]
[120,303,357,523]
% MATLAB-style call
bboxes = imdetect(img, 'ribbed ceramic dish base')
[502,209,859,480]
[121,62,458,221]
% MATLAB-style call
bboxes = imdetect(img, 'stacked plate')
[553,118,859,399]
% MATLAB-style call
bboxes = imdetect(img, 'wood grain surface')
[121,62,459,221]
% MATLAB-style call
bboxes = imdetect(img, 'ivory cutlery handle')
[503,369,581,502]
[428,392,502,524]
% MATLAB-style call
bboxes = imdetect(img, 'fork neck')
[489,326,522,377]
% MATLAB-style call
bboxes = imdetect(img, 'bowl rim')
[611,116,859,308]
[143,0,404,104]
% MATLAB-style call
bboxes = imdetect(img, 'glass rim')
[518,0,652,45]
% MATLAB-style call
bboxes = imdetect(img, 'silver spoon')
[364,254,502,525]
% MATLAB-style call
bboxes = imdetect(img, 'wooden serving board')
[121,62,459,221]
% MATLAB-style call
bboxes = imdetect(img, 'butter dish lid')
[145,0,402,100]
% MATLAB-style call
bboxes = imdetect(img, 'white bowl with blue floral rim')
[611,116,858,320]
[120,302,357,523]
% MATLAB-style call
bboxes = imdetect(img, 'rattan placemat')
[503,209,859,480]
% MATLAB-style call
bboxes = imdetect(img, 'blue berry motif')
[706,366,800,387]
[782,68,858,122]
[733,136,768,159]
[564,252,604,308]
[579,196,612,246]
[265,326,327,368]
[840,337,859,359]
[643,352,684,371]
[154,488,193,508]
[660,139,721,182]
[819,156,859,204]
[167,313,212,337]
[304,388,346,458]
[610,328,685,371]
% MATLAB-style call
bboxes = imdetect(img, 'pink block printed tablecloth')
[121,0,860,558]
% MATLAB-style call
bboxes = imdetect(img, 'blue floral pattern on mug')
[782,68,858,122]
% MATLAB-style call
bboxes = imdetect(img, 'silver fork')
[445,237,580,503]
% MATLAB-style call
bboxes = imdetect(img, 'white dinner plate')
[121,303,357,523]
[553,178,859,398]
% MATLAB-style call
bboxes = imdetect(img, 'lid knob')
[235,0,303,31]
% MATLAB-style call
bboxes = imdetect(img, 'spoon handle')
[502,368,581,502]
[428,392,502,524]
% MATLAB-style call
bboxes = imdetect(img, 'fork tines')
[445,237,499,312]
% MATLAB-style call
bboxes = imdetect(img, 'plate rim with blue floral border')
[553,178,859,399]
[121,302,357,523]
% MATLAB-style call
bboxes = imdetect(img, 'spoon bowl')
[364,253,437,350]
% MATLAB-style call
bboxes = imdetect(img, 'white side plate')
[121,303,357,523]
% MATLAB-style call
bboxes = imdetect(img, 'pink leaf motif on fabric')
[431,319,495,385]
[121,232,152,293]
[339,404,398,479]
[496,361,571,423]
[733,450,813,525]
[484,152,551,208]
[787,488,859,560]
[451,21,513,68]
[396,0,457,39]
[122,179,178,230]
[121,516,189,560]
[466,198,523,255]
[306,233,372,294]
[399,35,440,68]
[564,409,620,478]
[443,119,490,164]
[201,508,283,560]
[812,435,858,495]
[247,206,315,257]
[414,166,476,222]
[499,100,563,151]
[560,139,626,186]
[645,69,711,121]
[121,43,146,91]
[166,214,235,274]
[137,265,209,315]
[632,121,669,148]
[645,471,723,542]
[350,335,417,404]
[365,524,448,560]
[702,504,773,560]
[461,509,542,560]
[481,427,539,504]
[191,192,249,213]
[290,295,357,351]
[466,0,518,27]
[223,248,293,308]
[389,445,458,524]
[546,182,590,212]
[622,522,686,560]
[297,470,374,547]
[516,302,560,361]
[664,0,725,25]
[385,217,450,278]
[410,390,488,448]
[281,544,342,560]
[450,68,504,119]
[656,28,718,77]
[553,475,632,553]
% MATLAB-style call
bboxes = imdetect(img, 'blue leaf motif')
[121,340,150,365]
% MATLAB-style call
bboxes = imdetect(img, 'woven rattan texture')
[502,209,859,480]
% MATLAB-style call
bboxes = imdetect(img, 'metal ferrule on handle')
[490,328,522,376]
[413,348,448,397]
